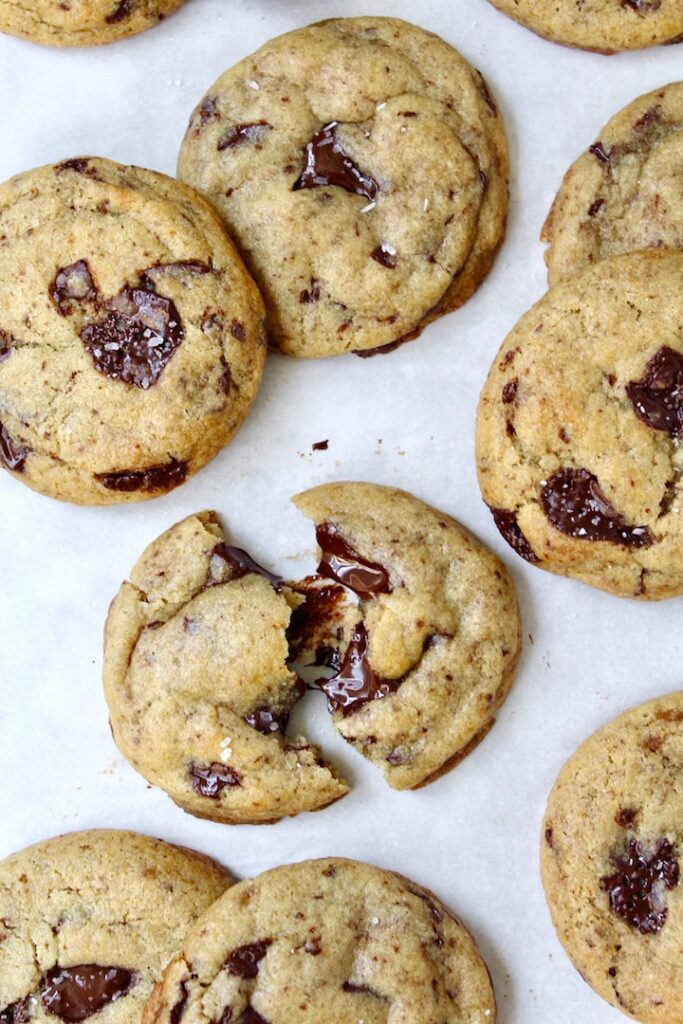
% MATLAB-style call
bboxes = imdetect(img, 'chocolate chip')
[80,287,183,389]
[41,966,134,1022]
[0,423,30,473]
[95,459,187,493]
[621,0,662,9]
[316,522,391,597]
[0,1000,28,1024]
[626,347,683,437]
[244,707,290,735]
[230,319,246,342]
[354,337,406,358]
[196,97,220,129]
[540,468,653,547]
[299,280,321,304]
[312,439,328,451]
[589,142,614,164]
[634,105,662,131]
[502,378,518,404]
[169,980,189,1024]
[188,762,242,798]
[600,838,679,934]
[319,622,401,717]
[545,828,554,849]
[615,807,639,829]
[55,158,93,175]
[206,543,284,591]
[50,261,97,315]
[235,1011,269,1024]
[293,123,378,201]
[371,245,397,269]
[490,508,539,563]
[105,0,131,22]
[218,123,272,151]
[588,198,605,217]
[225,941,271,979]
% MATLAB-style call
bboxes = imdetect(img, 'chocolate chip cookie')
[0,158,265,504]
[292,482,521,790]
[177,16,509,357]
[543,82,683,285]
[476,249,683,600]
[542,692,683,1023]
[143,858,496,1024]
[0,0,186,47]
[486,0,683,53]
[103,511,349,824]
[0,830,230,1024]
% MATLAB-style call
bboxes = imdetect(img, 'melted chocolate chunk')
[540,468,653,547]
[626,347,683,437]
[55,159,93,175]
[316,523,391,597]
[589,142,614,164]
[293,123,378,201]
[188,761,242,798]
[354,338,407,358]
[490,508,539,563]
[96,459,187,493]
[286,577,347,667]
[80,288,183,389]
[225,941,271,979]
[169,980,189,1024]
[371,245,397,269]
[601,838,679,934]
[0,1000,28,1024]
[105,0,131,23]
[0,423,30,473]
[50,261,97,315]
[244,707,290,735]
[218,122,272,151]
[319,622,401,717]
[206,543,284,591]
[41,966,134,1022]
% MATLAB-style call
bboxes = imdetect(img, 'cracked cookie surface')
[486,0,683,52]
[0,830,230,1024]
[0,158,265,504]
[0,0,186,47]
[177,16,508,357]
[142,858,496,1024]
[542,692,683,1024]
[476,250,683,599]
[293,482,521,790]
[543,82,683,285]
[103,511,349,824]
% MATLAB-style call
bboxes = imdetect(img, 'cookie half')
[476,249,683,599]
[543,82,683,285]
[143,858,496,1024]
[292,482,521,790]
[542,692,683,1023]
[0,830,230,1024]
[103,511,349,824]
[486,0,683,53]
[177,16,508,357]
[0,0,186,47]
[0,158,265,504]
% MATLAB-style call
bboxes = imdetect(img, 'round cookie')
[476,249,683,600]
[177,17,508,358]
[0,0,186,47]
[0,830,230,1024]
[103,510,349,824]
[143,858,496,1024]
[542,692,683,1024]
[543,82,683,286]
[0,158,265,504]
[486,0,683,53]
[292,482,521,790]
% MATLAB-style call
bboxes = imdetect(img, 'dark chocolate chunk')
[621,0,662,9]
[218,123,272,151]
[293,123,378,201]
[55,159,93,175]
[502,379,518,404]
[589,142,614,164]
[0,1000,28,1024]
[80,287,183,389]
[188,761,242,798]
[196,97,220,129]
[95,459,187,493]
[634,105,662,132]
[588,198,605,217]
[0,423,30,473]
[371,245,397,269]
[50,261,97,315]
[490,508,539,563]
[354,337,407,358]
[206,543,284,591]
[169,980,189,1024]
[225,941,271,979]
[105,0,131,22]
[244,707,290,735]
[0,329,11,362]
[600,838,679,934]
[316,522,391,597]
[41,966,134,1022]
[299,280,320,304]
[626,347,683,437]
[319,622,401,717]
[540,468,653,547]
[286,577,347,667]
[235,1011,268,1024]
[139,261,212,291]
[312,439,328,451]
[616,807,638,829]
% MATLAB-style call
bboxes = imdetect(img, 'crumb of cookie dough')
[543,81,683,284]
[142,858,496,1024]
[476,249,683,600]
[0,0,187,47]
[178,16,508,357]
[542,691,683,1024]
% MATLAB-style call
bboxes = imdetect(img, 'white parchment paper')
[1,2,683,1020]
